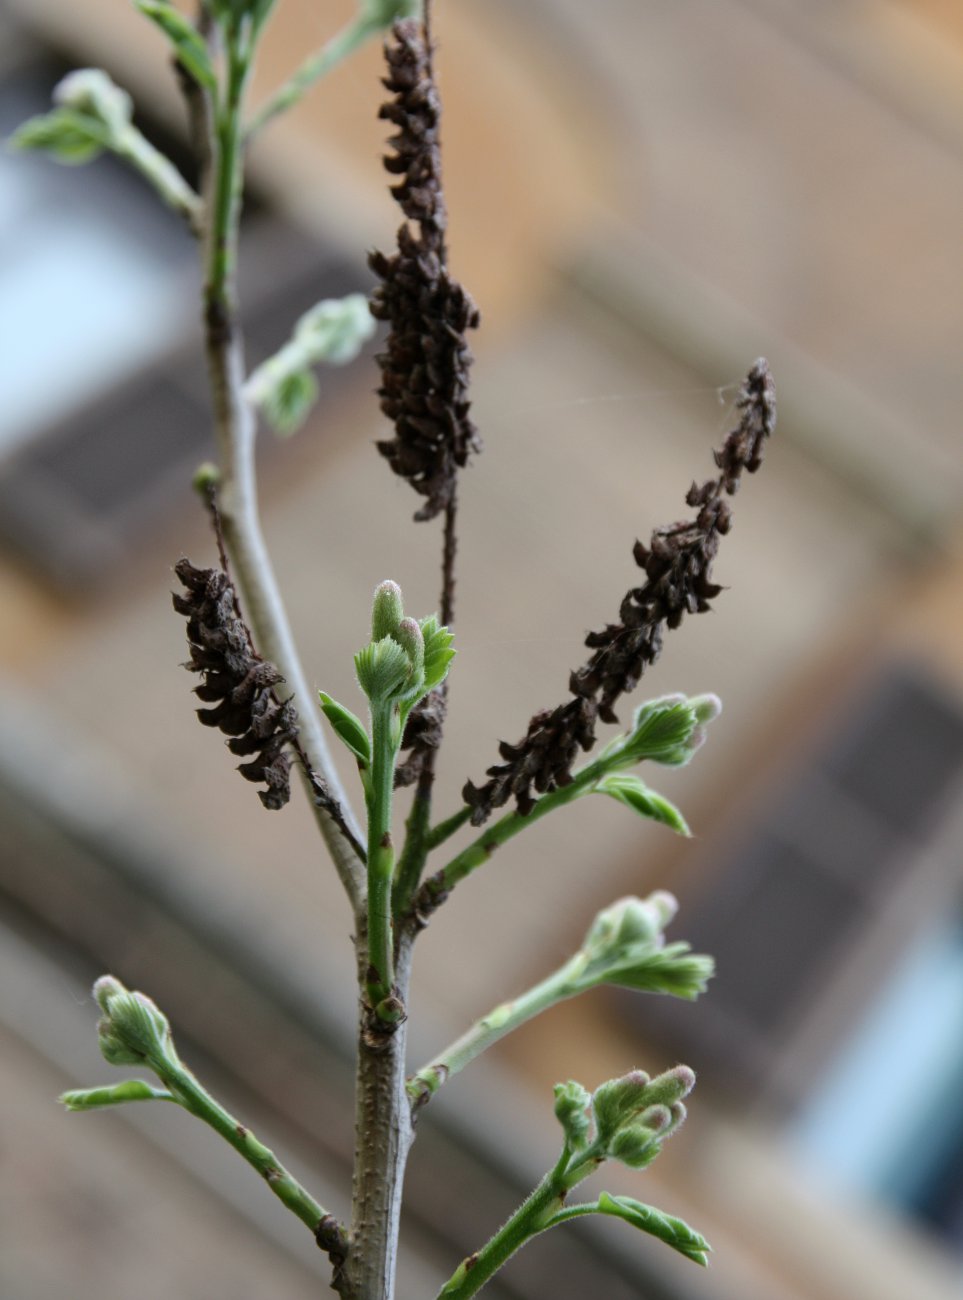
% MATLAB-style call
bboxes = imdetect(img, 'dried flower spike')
[463,360,776,825]
[173,558,298,810]
[369,17,481,522]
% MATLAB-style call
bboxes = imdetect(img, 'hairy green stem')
[417,754,616,913]
[114,124,202,229]
[246,15,381,137]
[197,28,365,910]
[366,702,398,1013]
[392,781,433,920]
[161,1055,335,1235]
[425,804,473,852]
[435,1169,565,1300]
[408,954,587,1104]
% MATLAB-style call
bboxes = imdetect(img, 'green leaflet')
[319,692,371,767]
[354,637,411,702]
[135,2,217,92]
[60,1079,173,1110]
[602,943,715,1000]
[9,110,110,164]
[595,772,690,836]
[596,1191,710,1266]
[419,615,456,692]
[260,369,319,436]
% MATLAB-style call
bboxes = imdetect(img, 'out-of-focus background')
[1,0,962,1297]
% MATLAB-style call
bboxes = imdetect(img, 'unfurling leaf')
[603,943,715,1000]
[596,772,690,836]
[60,1079,173,1110]
[354,637,411,702]
[553,1080,593,1151]
[319,693,371,767]
[135,1,217,92]
[420,615,455,692]
[596,1191,710,1266]
[260,369,319,437]
[10,110,109,164]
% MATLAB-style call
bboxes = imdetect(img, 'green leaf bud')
[53,69,133,136]
[93,976,173,1069]
[601,693,722,770]
[641,1065,696,1109]
[191,462,221,496]
[260,368,319,437]
[93,974,125,1015]
[354,637,410,702]
[607,1125,661,1170]
[371,580,404,642]
[592,1070,651,1142]
[583,893,675,959]
[593,1066,695,1147]
[295,294,375,365]
[691,693,722,725]
[395,617,425,688]
[554,1080,593,1151]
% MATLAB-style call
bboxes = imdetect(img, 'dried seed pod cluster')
[173,558,298,810]
[369,18,481,523]
[463,360,776,826]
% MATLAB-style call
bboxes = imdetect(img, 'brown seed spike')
[461,360,775,824]
[173,558,298,812]
[369,18,481,523]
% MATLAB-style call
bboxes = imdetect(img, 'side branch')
[193,23,365,908]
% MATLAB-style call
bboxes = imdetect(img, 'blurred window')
[0,41,365,592]
[634,661,963,1252]
[792,905,963,1251]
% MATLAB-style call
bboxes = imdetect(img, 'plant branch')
[414,759,604,918]
[408,955,587,1106]
[194,22,365,910]
[161,1055,338,1239]
[245,13,381,138]
[342,933,416,1300]
[365,701,399,1014]
[115,121,202,229]
[435,1169,566,1300]
[426,804,473,852]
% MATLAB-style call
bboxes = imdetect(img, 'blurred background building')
[1,0,962,1297]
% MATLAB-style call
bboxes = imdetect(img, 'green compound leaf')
[319,692,371,767]
[135,1,217,92]
[595,773,690,836]
[419,615,455,692]
[596,1191,710,1267]
[9,109,109,164]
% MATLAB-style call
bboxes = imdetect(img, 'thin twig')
[183,23,366,911]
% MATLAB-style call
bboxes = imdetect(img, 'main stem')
[342,934,416,1300]
[198,36,364,910]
